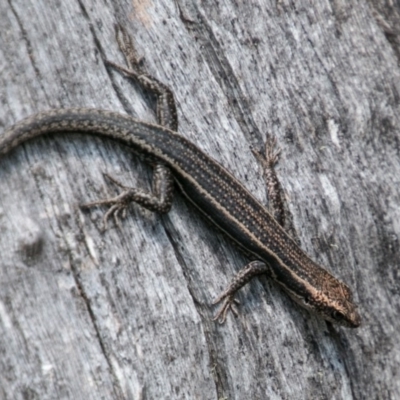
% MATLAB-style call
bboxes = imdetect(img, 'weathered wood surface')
[0,0,399,399]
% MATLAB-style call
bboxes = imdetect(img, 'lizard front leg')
[213,136,289,323]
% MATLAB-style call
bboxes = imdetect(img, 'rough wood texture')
[0,0,399,399]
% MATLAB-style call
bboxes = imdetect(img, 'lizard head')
[298,279,361,328]
[286,273,361,327]
[319,297,361,328]
[322,278,361,327]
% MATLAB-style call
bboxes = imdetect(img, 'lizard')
[0,25,361,328]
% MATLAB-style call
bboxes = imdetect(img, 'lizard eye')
[303,297,311,305]
[331,310,344,321]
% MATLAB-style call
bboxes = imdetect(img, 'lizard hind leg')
[108,24,178,132]
[82,164,174,230]
[82,25,177,229]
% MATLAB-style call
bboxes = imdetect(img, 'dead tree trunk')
[0,0,399,399]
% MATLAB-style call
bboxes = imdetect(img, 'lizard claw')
[264,136,281,165]
[212,294,240,324]
[81,173,133,230]
[251,135,281,168]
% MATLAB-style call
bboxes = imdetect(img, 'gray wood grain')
[0,0,399,399]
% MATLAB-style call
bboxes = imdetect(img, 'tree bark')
[0,0,399,399]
